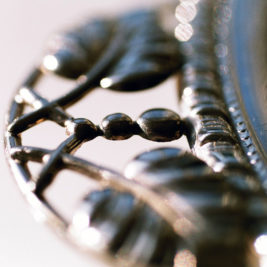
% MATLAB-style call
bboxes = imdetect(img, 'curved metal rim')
[214,0,267,183]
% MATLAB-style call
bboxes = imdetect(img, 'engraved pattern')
[178,0,258,180]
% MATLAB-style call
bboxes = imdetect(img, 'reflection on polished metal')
[4,0,267,266]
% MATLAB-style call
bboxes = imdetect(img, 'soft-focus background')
[0,1,187,266]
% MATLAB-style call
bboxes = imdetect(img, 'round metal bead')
[137,108,183,142]
[66,118,98,141]
[101,113,134,140]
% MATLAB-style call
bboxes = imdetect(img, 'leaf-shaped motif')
[71,189,183,266]
[43,10,182,91]
[100,10,182,91]
[123,148,259,267]
[43,18,114,78]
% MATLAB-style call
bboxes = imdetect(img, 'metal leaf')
[43,18,114,78]
[42,10,182,91]
[71,189,183,266]
[100,10,182,91]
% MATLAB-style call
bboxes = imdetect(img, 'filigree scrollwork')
[4,1,267,267]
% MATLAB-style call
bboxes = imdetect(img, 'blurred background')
[0,1,188,266]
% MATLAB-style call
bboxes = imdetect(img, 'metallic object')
[4,0,267,266]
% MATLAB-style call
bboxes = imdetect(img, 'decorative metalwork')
[4,0,267,266]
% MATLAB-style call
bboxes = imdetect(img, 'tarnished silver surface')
[215,0,267,180]
[4,0,267,266]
